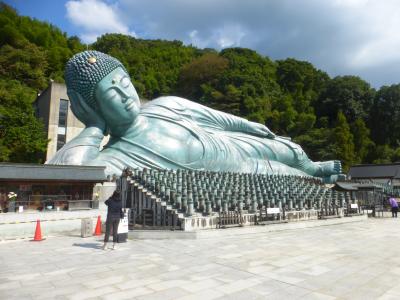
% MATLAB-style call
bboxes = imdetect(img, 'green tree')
[0,2,84,87]
[276,58,329,113]
[351,118,373,163]
[93,34,200,99]
[0,3,88,163]
[367,144,395,164]
[178,47,281,126]
[317,76,375,124]
[0,42,48,90]
[333,111,355,171]
[370,84,400,146]
[219,48,280,122]
[0,80,48,162]
[294,126,336,162]
[176,52,228,101]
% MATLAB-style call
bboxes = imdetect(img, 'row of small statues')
[123,168,352,215]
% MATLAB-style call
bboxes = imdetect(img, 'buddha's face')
[95,67,140,128]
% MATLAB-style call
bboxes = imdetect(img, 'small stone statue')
[48,51,342,182]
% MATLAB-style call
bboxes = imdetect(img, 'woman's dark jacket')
[105,196,122,219]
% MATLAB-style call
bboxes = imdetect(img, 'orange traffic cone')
[94,215,102,236]
[32,220,44,241]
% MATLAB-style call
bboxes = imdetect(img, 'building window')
[57,99,68,150]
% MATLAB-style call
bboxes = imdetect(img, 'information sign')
[267,207,281,214]
[118,211,129,234]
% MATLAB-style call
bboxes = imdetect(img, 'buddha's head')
[65,51,140,132]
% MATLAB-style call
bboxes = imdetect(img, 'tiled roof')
[348,163,400,179]
[0,163,106,181]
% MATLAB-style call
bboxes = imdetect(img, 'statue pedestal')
[178,209,333,231]
[128,214,368,239]
[284,209,319,222]
[180,212,257,231]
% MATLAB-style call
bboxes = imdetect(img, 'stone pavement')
[0,218,399,300]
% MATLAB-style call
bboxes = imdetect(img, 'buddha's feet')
[316,160,342,177]
[323,173,346,184]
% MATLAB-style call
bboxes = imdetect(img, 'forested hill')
[1,2,400,171]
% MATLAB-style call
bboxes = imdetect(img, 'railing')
[218,211,243,228]
[369,204,386,218]
[127,183,181,230]
[255,207,287,224]
[318,203,341,219]
[343,202,363,217]
[360,203,391,218]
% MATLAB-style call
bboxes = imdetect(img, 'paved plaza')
[0,218,399,300]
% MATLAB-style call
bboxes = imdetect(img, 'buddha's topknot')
[65,50,127,108]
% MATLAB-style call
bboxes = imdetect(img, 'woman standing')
[102,190,122,250]
[389,197,398,218]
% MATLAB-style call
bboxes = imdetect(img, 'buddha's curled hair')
[65,50,128,108]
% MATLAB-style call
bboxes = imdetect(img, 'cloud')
[65,0,135,43]
[341,0,400,69]
[65,0,400,87]
[188,23,247,49]
[116,0,400,87]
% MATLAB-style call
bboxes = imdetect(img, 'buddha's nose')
[118,88,131,102]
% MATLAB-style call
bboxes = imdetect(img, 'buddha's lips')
[125,100,136,111]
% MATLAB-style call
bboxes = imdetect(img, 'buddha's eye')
[105,89,118,101]
[121,77,131,88]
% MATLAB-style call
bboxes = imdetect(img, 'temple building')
[348,163,400,186]
[0,163,107,212]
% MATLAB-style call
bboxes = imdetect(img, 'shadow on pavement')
[72,242,102,249]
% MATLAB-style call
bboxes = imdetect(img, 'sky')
[6,0,400,88]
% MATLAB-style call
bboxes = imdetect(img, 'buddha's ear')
[67,90,80,117]
[95,106,110,136]
[67,90,85,122]
[67,89,81,104]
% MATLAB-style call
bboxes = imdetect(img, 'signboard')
[118,210,129,234]
[267,207,281,214]
[350,203,358,209]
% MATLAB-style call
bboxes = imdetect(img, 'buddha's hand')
[69,90,106,134]
[247,121,276,139]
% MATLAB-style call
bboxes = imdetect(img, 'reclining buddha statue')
[48,51,342,182]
